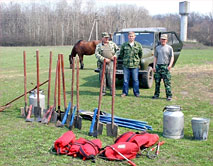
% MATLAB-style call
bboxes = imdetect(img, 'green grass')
[0,46,213,166]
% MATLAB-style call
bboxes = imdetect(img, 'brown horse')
[69,40,100,69]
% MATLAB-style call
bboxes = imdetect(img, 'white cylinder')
[180,15,188,42]
[163,105,184,139]
[29,90,45,114]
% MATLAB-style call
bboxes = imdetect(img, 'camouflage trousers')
[99,61,114,94]
[154,64,172,97]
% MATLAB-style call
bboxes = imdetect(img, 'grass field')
[0,46,213,166]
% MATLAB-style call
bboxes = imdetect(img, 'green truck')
[95,27,183,88]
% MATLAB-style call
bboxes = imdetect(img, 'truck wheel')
[140,66,153,89]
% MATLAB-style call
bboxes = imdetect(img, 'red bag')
[115,131,159,148]
[67,138,87,157]
[103,142,140,160]
[54,131,75,154]
[79,139,102,160]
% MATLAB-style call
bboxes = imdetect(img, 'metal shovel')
[41,51,52,123]
[92,59,106,137]
[34,50,42,122]
[107,57,118,137]
[67,57,75,129]
[56,54,64,122]
[50,59,60,123]
[21,51,28,117]
[74,56,82,130]
[25,105,33,122]
[44,58,59,124]
[56,54,70,127]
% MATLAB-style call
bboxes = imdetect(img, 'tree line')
[0,0,213,46]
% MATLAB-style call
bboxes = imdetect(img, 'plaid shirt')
[119,41,143,68]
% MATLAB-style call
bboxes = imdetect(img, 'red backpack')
[67,138,87,157]
[115,131,159,149]
[54,131,75,155]
[103,142,140,160]
[79,139,102,160]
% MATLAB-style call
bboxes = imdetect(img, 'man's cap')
[160,34,168,40]
[102,32,110,38]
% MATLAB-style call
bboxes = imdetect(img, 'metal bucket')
[163,105,184,139]
[191,118,210,141]
[29,89,45,115]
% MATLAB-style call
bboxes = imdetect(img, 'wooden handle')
[61,54,67,109]
[23,51,27,104]
[97,59,106,120]
[47,51,52,108]
[36,50,40,106]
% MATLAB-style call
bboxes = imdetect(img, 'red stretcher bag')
[103,142,140,160]
[115,131,159,149]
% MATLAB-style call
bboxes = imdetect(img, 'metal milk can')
[163,105,184,139]
[29,89,45,114]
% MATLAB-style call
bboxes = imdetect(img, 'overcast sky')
[1,0,213,15]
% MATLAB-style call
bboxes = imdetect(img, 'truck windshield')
[113,32,154,47]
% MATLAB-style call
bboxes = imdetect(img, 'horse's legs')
[79,54,84,69]
[69,54,73,69]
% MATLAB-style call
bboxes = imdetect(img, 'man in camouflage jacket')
[152,34,174,101]
[119,31,143,97]
[95,32,119,96]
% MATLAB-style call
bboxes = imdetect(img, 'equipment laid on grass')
[81,110,152,131]
[106,57,118,137]
[145,141,165,159]
[34,50,42,122]
[163,105,184,139]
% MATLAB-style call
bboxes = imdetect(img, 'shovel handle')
[58,54,61,110]
[54,60,59,107]
[23,51,27,105]
[47,51,52,108]
[111,57,117,125]
[36,50,40,106]
[61,54,67,109]
[71,57,75,111]
[97,59,106,120]
[76,56,80,118]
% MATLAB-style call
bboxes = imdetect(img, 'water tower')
[179,1,190,42]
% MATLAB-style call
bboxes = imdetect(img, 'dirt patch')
[173,64,213,104]
[183,42,209,49]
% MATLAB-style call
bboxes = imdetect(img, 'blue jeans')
[122,67,140,96]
